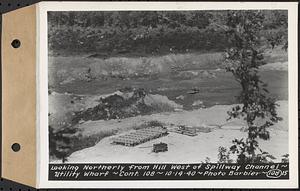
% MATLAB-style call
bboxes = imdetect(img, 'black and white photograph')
[48,9,289,164]
[37,1,297,188]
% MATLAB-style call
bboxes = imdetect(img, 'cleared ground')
[49,48,289,163]
[61,100,288,163]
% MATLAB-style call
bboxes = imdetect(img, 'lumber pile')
[169,125,197,136]
[112,127,168,146]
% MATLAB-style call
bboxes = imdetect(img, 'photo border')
[37,1,298,188]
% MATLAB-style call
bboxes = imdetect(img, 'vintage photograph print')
[41,3,297,186]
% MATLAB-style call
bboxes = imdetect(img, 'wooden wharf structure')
[112,127,168,146]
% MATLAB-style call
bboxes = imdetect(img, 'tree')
[223,11,282,163]
[266,11,288,50]
[49,125,76,163]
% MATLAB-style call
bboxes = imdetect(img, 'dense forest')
[48,10,287,56]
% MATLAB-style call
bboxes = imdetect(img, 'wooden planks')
[168,126,198,136]
[112,127,168,146]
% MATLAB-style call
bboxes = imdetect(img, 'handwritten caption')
[49,163,289,180]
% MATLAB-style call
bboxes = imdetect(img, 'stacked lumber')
[169,125,197,136]
[112,127,168,146]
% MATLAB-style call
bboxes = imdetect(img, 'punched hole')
[11,143,21,152]
[11,39,21,48]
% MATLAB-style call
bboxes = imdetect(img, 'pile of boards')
[112,127,168,146]
[169,126,198,136]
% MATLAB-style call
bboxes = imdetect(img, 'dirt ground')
[52,100,288,164]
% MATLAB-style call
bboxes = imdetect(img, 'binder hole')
[11,39,21,48]
[11,143,21,152]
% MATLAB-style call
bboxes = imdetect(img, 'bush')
[218,146,233,163]
[50,125,115,161]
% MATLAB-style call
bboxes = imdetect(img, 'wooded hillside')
[48,10,287,56]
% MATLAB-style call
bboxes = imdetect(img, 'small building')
[153,142,168,153]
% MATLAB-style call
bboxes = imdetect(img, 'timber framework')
[112,127,168,146]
